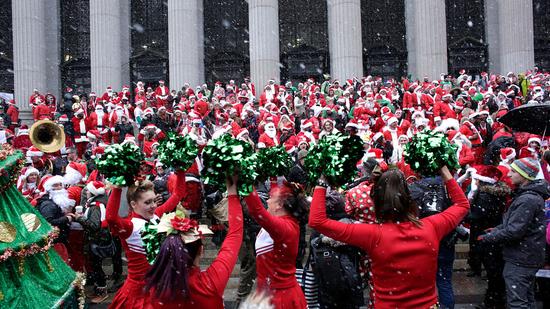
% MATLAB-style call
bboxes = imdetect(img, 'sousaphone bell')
[29,119,66,153]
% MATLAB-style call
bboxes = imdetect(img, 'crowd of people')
[1,67,550,308]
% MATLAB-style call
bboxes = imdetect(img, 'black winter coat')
[37,194,70,244]
[482,179,549,268]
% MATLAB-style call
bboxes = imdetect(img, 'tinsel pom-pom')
[403,129,459,176]
[141,221,166,264]
[202,134,258,196]
[157,132,198,171]
[256,146,294,180]
[303,134,364,187]
[95,143,144,186]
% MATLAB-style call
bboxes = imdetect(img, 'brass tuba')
[29,119,66,153]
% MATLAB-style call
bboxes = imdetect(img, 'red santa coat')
[6,104,19,127]
[33,103,52,121]
[154,85,170,108]
[433,101,457,119]
[29,93,45,105]
[457,144,475,167]
[258,133,279,148]
[71,117,92,143]
[89,111,110,132]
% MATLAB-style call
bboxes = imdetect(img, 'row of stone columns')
[12,0,537,114]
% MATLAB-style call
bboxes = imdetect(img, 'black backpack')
[409,177,452,218]
[310,236,364,305]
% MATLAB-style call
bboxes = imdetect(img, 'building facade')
[1,0,549,117]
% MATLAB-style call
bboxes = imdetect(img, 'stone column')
[197,0,205,84]
[12,0,60,117]
[485,0,534,74]
[249,0,280,88]
[405,0,448,80]
[168,0,202,90]
[90,0,130,94]
[327,0,363,81]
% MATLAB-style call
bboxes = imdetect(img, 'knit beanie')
[510,157,540,181]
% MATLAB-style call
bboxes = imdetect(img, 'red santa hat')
[90,92,96,97]
[499,147,516,162]
[387,116,398,125]
[91,146,105,159]
[42,175,65,192]
[26,146,43,158]
[442,93,453,100]
[122,85,129,90]
[527,135,542,146]
[86,130,101,140]
[65,161,87,185]
[17,125,29,137]
[345,121,360,129]
[300,119,313,129]
[143,107,154,116]
[58,114,69,122]
[22,167,39,179]
[366,148,384,162]
[234,128,249,140]
[411,110,425,119]
[297,138,309,149]
[380,106,391,115]
[122,134,137,146]
[468,110,490,119]
[86,181,106,196]
[471,165,502,184]
[106,86,112,91]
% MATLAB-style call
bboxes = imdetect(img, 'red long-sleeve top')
[309,179,469,309]
[244,190,300,290]
[152,195,243,308]
[105,170,186,282]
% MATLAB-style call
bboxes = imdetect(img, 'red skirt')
[109,277,153,309]
[265,283,307,309]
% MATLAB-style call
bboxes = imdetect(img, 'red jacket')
[6,104,19,125]
[71,116,92,143]
[150,195,243,308]
[33,103,52,121]
[433,101,456,119]
[309,180,469,308]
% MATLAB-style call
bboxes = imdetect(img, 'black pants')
[111,236,123,279]
[89,252,106,288]
[481,243,506,308]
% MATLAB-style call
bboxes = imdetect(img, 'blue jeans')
[437,245,456,309]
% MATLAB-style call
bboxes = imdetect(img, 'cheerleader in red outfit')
[309,167,469,308]
[146,176,243,308]
[244,181,308,309]
[105,170,186,308]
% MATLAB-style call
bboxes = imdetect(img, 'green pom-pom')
[157,132,198,171]
[141,221,166,264]
[256,146,294,180]
[403,129,459,176]
[202,134,258,196]
[303,134,364,187]
[95,143,144,186]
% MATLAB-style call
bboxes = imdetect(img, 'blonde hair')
[126,180,155,202]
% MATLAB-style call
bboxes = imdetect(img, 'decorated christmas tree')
[0,145,84,308]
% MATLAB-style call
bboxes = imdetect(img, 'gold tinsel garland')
[0,229,59,262]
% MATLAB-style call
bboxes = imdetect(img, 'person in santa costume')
[32,97,52,121]
[17,167,41,203]
[460,111,492,165]
[101,86,114,102]
[258,122,279,148]
[29,88,45,106]
[279,124,298,154]
[89,104,110,143]
[63,161,88,272]
[5,99,19,131]
[154,80,169,109]
[433,93,457,120]
[497,147,516,188]
[518,135,542,160]
[382,116,404,164]
[71,108,91,158]
[13,124,32,151]
[88,92,99,109]
[183,118,208,147]
[297,119,317,145]
[36,175,75,262]
[105,167,187,308]
[446,130,475,168]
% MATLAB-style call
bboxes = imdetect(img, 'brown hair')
[371,169,422,226]
[127,180,155,202]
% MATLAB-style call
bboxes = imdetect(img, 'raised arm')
[105,187,133,239]
[155,170,186,216]
[244,189,296,241]
[201,194,243,294]
[308,186,376,251]
[423,167,470,239]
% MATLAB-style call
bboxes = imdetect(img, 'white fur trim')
[44,175,64,192]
